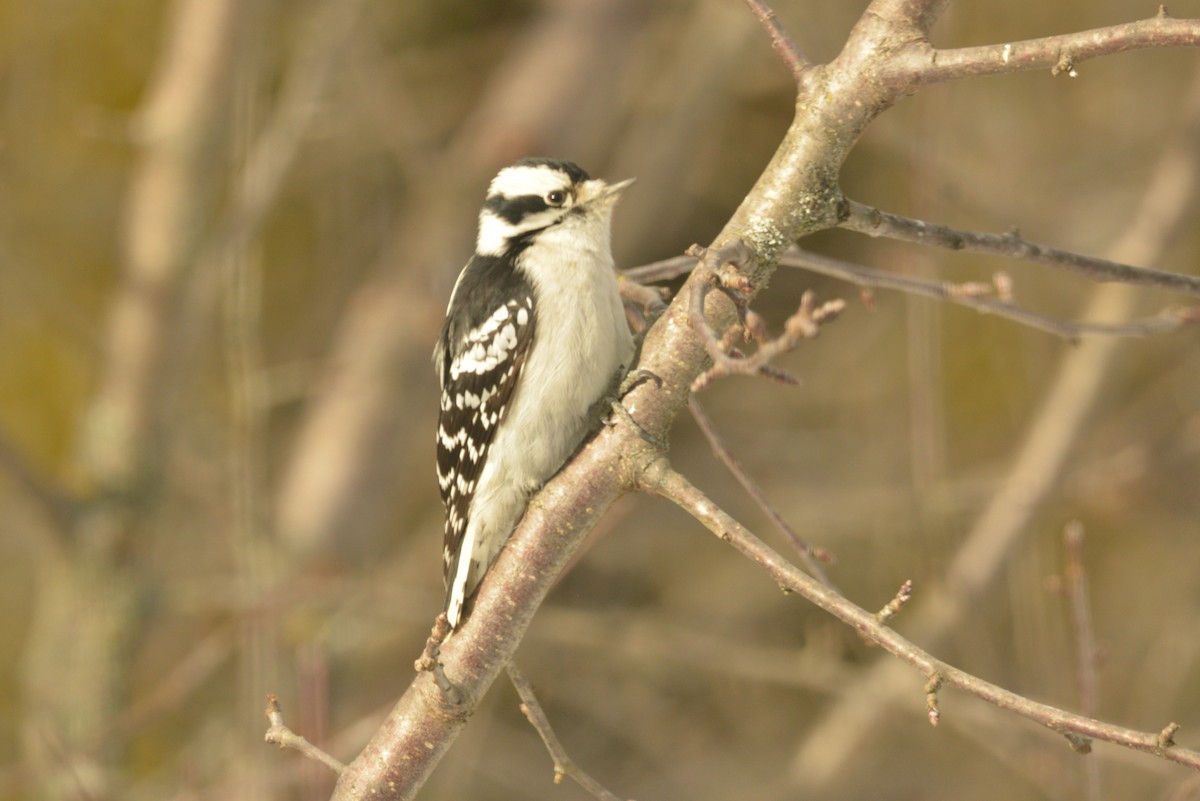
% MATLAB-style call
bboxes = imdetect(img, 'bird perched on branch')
[434,158,635,628]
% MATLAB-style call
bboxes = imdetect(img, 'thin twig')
[264,695,345,776]
[741,0,810,80]
[626,240,1200,342]
[621,255,695,285]
[506,663,628,801]
[688,396,836,585]
[781,249,1199,342]
[645,464,1200,771]
[841,200,1200,298]
[688,244,845,389]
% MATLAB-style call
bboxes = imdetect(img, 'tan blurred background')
[2,1,1199,799]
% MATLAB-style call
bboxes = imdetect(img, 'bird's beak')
[579,176,635,206]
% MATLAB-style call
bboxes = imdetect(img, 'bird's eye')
[546,190,568,207]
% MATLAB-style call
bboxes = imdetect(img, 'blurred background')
[2,0,1200,799]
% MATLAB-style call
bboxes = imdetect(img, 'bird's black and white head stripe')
[475,158,593,256]
[435,157,633,628]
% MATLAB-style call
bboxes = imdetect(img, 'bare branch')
[781,248,1200,341]
[688,396,836,584]
[264,695,345,776]
[644,464,1200,771]
[506,664,627,801]
[621,255,695,285]
[741,0,810,80]
[841,200,1200,298]
[892,12,1200,85]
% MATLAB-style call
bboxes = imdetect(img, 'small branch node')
[1158,722,1182,750]
[1052,53,1079,78]
[875,579,914,625]
[263,695,345,775]
[924,674,943,727]
[1158,4,1171,19]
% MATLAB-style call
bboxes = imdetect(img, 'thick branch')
[330,420,659,801]
[645,465,1200,771]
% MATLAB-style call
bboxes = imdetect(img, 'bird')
[434,157,635,628]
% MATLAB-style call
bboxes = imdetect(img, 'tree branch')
[264,696,345,776]
[688,396,835,583]
[644,464,1200,771]
[841,200,1200,298]
[781,248,1200,341]
[893,11,1200,86]
[741,0,810,81]
[506,663,627,801]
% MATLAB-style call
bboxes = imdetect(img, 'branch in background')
[893,10,1200,85]
[264,696,345,776]
[506,663,626,801]
[781,249,1200,342]
[1061,521,1104,801]
[645,464,1200,771]
[0,426,73,541]
[841,200,1200,298]
[688,397,836,585]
